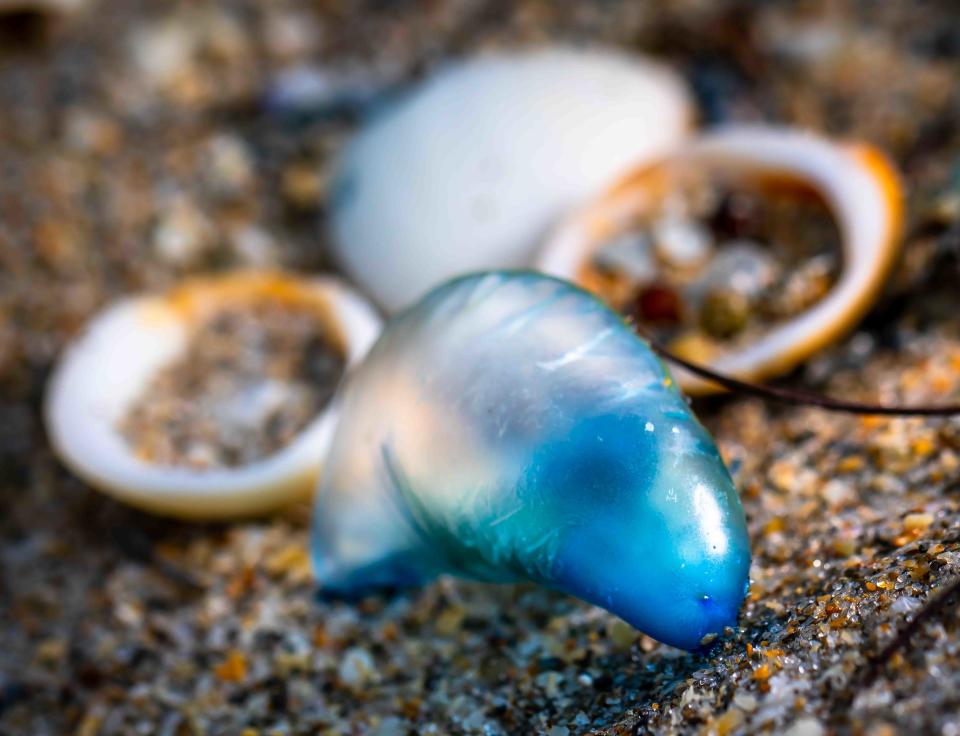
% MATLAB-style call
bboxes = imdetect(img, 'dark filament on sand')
[643,328,960,685]
[641,327,960,417]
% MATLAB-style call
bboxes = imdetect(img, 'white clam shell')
[538,124,904,394]
[44,272,381,519]
[328,46,693,312]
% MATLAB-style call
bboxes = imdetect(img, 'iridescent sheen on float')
[312,272,750,650]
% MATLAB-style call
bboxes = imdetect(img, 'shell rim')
[43,271,383,519]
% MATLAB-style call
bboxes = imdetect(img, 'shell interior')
[44,272,382,519]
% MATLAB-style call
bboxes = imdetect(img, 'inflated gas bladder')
[312,272,750,650]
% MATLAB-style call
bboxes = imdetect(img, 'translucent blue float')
[312,272,750,650]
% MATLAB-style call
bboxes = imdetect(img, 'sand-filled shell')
[45,272,381,519]
[538,125,904,394]
[312,272,750,650]
[328,46,693,313]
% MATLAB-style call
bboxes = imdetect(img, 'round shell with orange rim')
[44,272,382,519]
[537,125,904,395]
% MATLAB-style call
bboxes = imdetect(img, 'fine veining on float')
[312,272,750,650]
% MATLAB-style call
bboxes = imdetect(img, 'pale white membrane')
[44,275,382,519]
[538,125,903,394]
[329,46,693,313]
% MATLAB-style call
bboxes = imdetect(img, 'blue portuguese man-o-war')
[311,272,751,651]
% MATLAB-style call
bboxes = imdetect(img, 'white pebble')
[653,217,713,267]
[697,240,778,299]
[821,479,856,507]
[204,134,253,195]
[153,197,215,267]
[130,20,195,89]
[593,233,658,283]
[230,225,278,267]
[266,64,388,117]
[783,717,825,736]
[338,647,376,688]
[890,595,922,614]
[733,692,758,712]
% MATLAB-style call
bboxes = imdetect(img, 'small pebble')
[653,217,713,267]
[338,647,376,688]
[783,717,825,736]
[594,233,658,283]
[821,479,856,508]
[152,197,216,267]
[608,619,638,650]
[903,513,934,533]
[699,287,750,339]
[733,693,758,712]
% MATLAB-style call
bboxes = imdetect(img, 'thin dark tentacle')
[861,573,960,687]
[637,327,960,416]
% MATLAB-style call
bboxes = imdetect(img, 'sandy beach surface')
[2,1,959,733]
